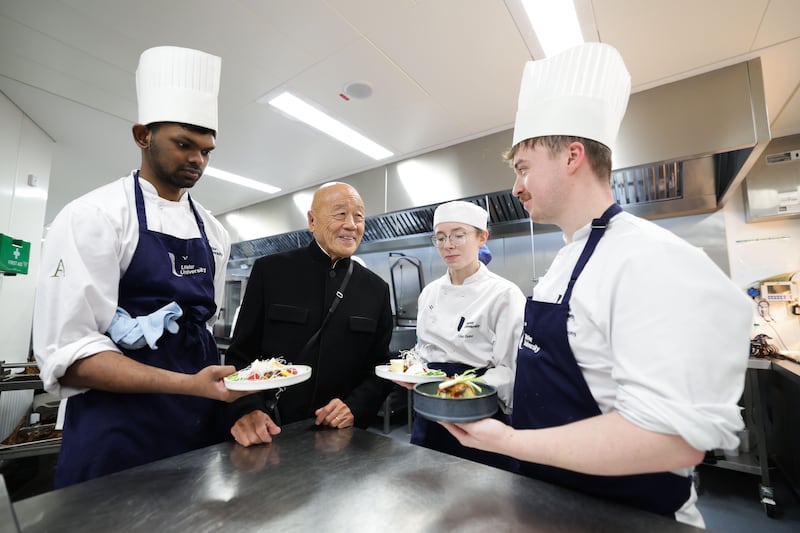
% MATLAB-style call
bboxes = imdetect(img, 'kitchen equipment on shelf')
[389,253,424,327]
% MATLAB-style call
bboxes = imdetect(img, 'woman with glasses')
[399,200,526,470]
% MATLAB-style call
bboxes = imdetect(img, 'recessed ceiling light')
[204,166,281,194]
[265,91,393,160]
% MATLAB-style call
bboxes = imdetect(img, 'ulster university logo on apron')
[168,252,208,277]
[519,329,541,354]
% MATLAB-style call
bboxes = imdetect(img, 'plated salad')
[394,347,446,377]
[226,357,300,382]
[436,368,485,398]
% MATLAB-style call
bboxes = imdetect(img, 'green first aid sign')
[0,234,30,275]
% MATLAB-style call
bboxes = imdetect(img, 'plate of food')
[224,358,312,391]
[375,364,447,383]
[375,346,447,383]
[412,369,498,423]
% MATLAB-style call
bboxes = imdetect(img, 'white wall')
[0,91,53,363]
[723,185,800,351]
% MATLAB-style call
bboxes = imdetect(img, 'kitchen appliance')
[389,253,423,327]
[761,280,799,302]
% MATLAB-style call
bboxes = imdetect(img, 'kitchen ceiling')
[1,0,800,228]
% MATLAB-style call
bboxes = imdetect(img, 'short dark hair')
[146,121,216,138]
[503,136,612,180]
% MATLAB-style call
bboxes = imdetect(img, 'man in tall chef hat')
[440,43,752,527]
[33,45,253,487]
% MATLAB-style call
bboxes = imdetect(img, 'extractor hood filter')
[611,161,683,205]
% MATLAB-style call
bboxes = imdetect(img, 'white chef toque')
[136,46,221,132]
[512,42,631,151]
[433,201,488,231]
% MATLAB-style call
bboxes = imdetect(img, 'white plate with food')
[224,358,312,391]
[375,364,446,384]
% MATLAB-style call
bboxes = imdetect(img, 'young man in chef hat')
[33,46,251,487]
[440,43,752,527]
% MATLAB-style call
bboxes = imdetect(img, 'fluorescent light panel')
[268,92,393,161]
[204,166,281,194]
[522,0,583,57]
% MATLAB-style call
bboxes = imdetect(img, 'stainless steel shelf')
[1,361,59,460]
[713,451,765,476]
[0,377,44,392]
[0,438,61,460]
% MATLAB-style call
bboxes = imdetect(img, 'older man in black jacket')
[227,182,393,445]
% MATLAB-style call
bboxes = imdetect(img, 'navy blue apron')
[55,172,228,487]
[411,362,514,471]
[512,204,691,518]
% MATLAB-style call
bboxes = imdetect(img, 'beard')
[147,136,202,190]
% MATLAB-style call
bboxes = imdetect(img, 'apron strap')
[301,259,354,356]
[266,259,355,421]
[132,170,216,280]
[561,203,622,305]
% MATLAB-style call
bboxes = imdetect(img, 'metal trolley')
[0,361,61,461]
[698,358,777,517]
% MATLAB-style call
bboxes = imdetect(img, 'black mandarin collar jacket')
[227,242,393,428]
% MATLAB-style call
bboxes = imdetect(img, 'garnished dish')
[413,368,498,423]
[375,347,446,384]
[224,357,312,391]
[435,368,484,398]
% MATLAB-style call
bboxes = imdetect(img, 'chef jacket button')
[329,270,336,278]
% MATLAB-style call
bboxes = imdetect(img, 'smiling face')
[307,183,366,263]
[511,142,570,226]
[134,122,216,200]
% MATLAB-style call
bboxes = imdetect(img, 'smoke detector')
[340,81,373,101]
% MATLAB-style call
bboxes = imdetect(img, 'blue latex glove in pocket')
[478,244,493,265]
[106,302,184,350]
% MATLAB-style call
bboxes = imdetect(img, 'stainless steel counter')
[1,474,20,533]
[13,422,702,532]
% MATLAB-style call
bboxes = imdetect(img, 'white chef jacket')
[416,263,526,411]
[535,210,752,526]
[32,171,231,399]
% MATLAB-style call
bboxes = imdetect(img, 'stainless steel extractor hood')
[228,190,532,262]
[227,58,771,261]
[609,57,771,220]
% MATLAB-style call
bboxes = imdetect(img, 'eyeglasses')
[431,232,468,248]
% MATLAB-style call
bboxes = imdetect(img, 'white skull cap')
[433,201,488,231]
[136,46,221,131]
[512,42,631,151]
